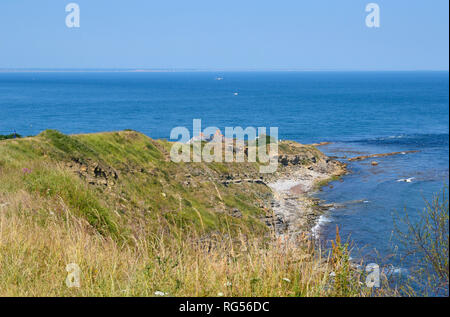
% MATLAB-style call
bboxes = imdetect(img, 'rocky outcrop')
[221,178,266,186]
[278,154,316,166]
[267,154,346,238]
[66,158,118,188]
[348,150,419,162]
[310,141,332,147]
[61,133,345,239]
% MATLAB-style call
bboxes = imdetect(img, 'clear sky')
[0,0,448,70]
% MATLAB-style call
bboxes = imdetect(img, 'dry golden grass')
[0,198,339,297]
[0,130,382,297]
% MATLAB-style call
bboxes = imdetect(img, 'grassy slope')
[0,130,367,296]
[1,130,273,237]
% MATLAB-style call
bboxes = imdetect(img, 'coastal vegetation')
[0,133,21,141]
[0,130,404,296]
[395,187,449,296]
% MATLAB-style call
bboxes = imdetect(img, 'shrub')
[0,133,22,141]
[395,186,449,296]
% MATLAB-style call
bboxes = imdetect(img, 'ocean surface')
[1,71,448,291]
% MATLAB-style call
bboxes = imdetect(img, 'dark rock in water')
[310,142,332,147]
[348,150,419,162]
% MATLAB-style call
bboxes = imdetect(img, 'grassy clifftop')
[0,130,337,239]
[0,130,279,238]
[0,130,361,297]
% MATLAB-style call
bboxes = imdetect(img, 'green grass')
[0,129,374,297]
[23,166,120,238]
[0,130,274,236]
[314,175,342,190]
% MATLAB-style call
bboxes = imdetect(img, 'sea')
[1,71,448,293]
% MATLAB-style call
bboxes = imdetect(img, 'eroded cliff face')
[0,131,345,238]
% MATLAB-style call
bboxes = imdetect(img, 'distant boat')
[233,92,239,96]
[215,77,224,81]
[397,177,415,183]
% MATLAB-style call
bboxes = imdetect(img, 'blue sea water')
[0,71,448,291]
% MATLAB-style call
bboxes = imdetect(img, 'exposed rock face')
[231,208,243,218]
[66,158,118,188]
[278,151,320,166]
[267,154,346,238]
[61,134,345,238]
[221,178,266,186]
[268,170,340,237]
[208,142,346,238]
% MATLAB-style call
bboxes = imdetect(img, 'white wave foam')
[311,214,332,237]
[383,266,409,276]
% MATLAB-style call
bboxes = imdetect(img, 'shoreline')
[1,129,347,240]
[267,146,425,240]
[266,150,347,239]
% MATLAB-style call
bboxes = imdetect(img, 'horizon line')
[0,68,448,73]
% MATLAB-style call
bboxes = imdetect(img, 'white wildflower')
[154,291,167,296]
[282,278,291,283]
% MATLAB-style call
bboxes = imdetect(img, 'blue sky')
[0,0,448,70]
